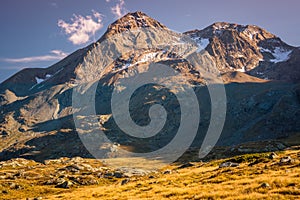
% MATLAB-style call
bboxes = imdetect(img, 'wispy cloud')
[58,10,104,45]
[3,50,67,63]
[50,2,57,7]
[110,0,127,19]
[50,50,67,57]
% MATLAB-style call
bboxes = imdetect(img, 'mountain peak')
[100,11,167,39]
[205,22,276,41]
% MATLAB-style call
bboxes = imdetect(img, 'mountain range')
[0,11,299,162]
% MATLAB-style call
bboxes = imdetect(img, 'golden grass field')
[0,146,299,200]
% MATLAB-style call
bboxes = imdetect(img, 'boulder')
[280,156,294,164]
[219,162,239,168]
[260,182,270,188]
[269,152,278,159]
[56,181,73,189]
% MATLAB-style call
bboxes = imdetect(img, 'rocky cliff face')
[0,12,299,161]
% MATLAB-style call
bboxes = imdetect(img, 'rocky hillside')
[0,11,299,162]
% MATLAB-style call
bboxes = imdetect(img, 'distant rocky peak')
[184,21,297,75]
[186,22,277,43]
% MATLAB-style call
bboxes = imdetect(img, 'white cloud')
[111,0,127,19]
[58,10,104,45]
[3,50,68,63]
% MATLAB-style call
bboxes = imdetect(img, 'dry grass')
[0,148,299,200]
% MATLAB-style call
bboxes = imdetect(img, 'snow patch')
[260,47,272,53]
[35,77,44,84]
[270,47,292,63]
[35,74,53,84]
[259,47,292,63]
[196,38,210,52]
[190,36,210,52]
[30,73,53,90]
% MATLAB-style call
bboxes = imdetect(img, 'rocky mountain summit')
[0,11,299,162]
[102,11,167,38]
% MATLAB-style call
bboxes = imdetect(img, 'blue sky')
[1,0,299,83]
